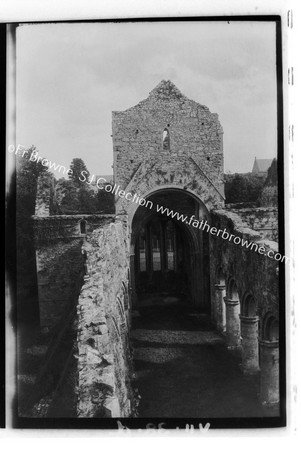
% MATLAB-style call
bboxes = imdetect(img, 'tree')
[68,158,90,187]
[56,178,81,213]
[56,170,99,214]
[13,146,50,322]
[225,173,265,204]
[54,158,115,214]
[16,146,49,216]
[95,185,115,213]
[259,158,278,207]
[264,158,277,186]
[78,187,98,213]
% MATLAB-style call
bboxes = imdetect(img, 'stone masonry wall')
[35,238,84,328]
[33,215,114,329]
[77,217,135,418]
[209,209,279,327]
[229,207,278,241]
[112,80,225,216]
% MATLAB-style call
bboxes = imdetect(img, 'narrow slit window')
[162,128,170,151]
[80,219,86,234]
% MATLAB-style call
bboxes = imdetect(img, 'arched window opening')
[228,279,239,301]
[269,320,279,341]
[264,316,279,341]
[216,267,225,286]
[243,294,257,317]
[80,219,87,234]
[162,128,170,151]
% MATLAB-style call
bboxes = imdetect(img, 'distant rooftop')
[252,158,273,174]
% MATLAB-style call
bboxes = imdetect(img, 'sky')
[16,21,277,177]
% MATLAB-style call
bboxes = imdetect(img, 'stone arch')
[128,185,210,227]
[227,278,240,301]
[241,292,257,317]
[128,187,205,263]
[129,187,209,308]
[216,266,226,286]
[127,185,210,228]
[262,313,279,341]
[116,155,225,219]
[130,209,199,256]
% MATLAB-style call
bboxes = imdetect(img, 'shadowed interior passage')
[132,295,275,418]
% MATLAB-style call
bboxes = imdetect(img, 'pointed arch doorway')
[130,188,210,309]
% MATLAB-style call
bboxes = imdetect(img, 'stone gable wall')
[112,81,224,216]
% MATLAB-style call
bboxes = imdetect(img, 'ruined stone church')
[32,80,280,418]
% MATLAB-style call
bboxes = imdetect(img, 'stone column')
[224,297,241,349]
[240,315,259,373]
[259,339,279,405]
[214,284,226,333]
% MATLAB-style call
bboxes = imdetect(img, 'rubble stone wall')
[112,80,225,217]
[229,207,278,241]
[76,217,135,418]
[209,209,279,327]
[33,215,114,329]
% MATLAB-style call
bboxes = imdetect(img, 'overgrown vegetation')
[264,158,277,186]
[225,173,266,204]
[55,158,114,214]
[259,158,278,207]
[13,146,50,321]
[8,150,114,322]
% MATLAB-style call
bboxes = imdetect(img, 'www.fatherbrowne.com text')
[9,145,288,265]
